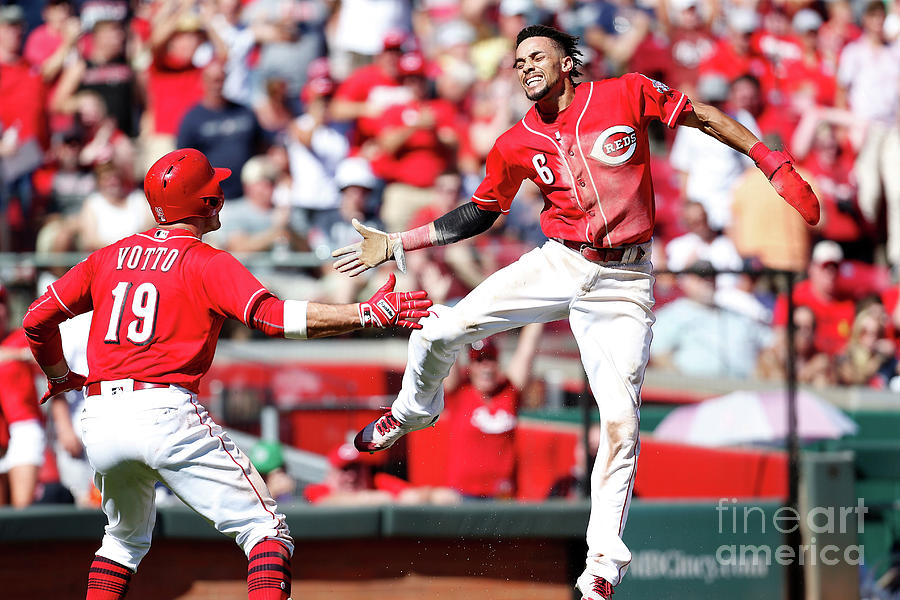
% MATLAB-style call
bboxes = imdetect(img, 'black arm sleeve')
[432,202,501,246]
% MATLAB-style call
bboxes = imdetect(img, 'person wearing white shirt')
[665,201,770,321]
[670,74,762,231]
[836,0,900,267]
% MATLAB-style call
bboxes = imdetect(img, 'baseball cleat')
[576,573,615,599]
[354,410,438,453]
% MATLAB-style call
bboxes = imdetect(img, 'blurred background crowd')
[1,0,900,508]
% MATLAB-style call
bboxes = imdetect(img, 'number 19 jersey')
[46,228,272,392]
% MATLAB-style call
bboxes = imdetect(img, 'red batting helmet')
[144,148,231,224]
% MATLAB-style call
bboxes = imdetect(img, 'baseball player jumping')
[332,25,819,599]
[22,148,432,600]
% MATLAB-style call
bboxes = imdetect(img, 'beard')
[522,73,557,102]
[524,84,551,101]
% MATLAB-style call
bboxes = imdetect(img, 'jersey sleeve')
[471,140,527,214]
[200,251,273,326]
[24,255,95,369]
[47,256,96,318]
[629,73,693,129]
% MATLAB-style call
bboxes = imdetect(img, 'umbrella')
[652,390,858,447]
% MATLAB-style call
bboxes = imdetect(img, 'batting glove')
[332,219,407,277]
[358,273,432,329]
[749,142,820,226]
[41,369,87,404]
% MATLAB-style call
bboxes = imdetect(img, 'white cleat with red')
[354,410,438,453]
[576,573,615,600]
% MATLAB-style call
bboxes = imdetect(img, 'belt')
[86,380,169,397]
[553,238,646,264]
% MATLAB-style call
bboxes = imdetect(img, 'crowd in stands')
[2,0,900,506]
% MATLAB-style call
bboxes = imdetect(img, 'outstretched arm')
[680,101,820,225]
[679,100,758,153]
[332,202,501,277]
[250,273,432,338]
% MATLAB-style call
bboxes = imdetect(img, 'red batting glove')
[749,142,820,226]
[358,273,432,329]
[41,369,87,404]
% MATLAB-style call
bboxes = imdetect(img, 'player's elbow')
[22,293,63,340]
[689,101,717,128]
[22,305,48,340]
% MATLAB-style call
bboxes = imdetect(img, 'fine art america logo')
[714,498,866,568]
[630,499,867,585]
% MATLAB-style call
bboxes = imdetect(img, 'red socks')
[248,539,292,600]
[86,556,132,599]
[84,542,291,600]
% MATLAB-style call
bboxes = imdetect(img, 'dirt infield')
[177,575,572,600]
[176,575,572,600]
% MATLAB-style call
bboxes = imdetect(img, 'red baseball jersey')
[445,381,519,498]
[0,330,42,424]
[472,74,693,248]
[43,228,272,392]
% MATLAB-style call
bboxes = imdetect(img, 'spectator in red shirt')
[791,107,863,246]
[817,0,861,72]
[656,0,718,96]
[24,0,82,85]
[773,240,857,355]
[699,8,777,103]
[0,285,45,508]
[331,31,410,151]
[761,9,838,146]
[751,6,803,73]
[0,4,49,250]
[140,7,208,170]
[303,440,459,506]
[371,51,460,232]
[780,10,837,109]
[443,323,543,500]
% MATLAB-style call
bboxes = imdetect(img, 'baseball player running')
[332,25,819,599]
[22,148,431,600]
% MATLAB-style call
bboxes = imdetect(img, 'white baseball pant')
[390,239,655,586]
[0,419,46,472]
[81,383,293,571]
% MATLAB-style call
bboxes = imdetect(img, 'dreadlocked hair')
[515,25,583,80]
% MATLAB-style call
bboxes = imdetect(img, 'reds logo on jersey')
[589,125,638,166]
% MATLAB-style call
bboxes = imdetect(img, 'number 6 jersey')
[472,73,693,249]
[25,228,273,393]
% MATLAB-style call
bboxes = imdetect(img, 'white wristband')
[283,300,309,339]
[391,234,407,273]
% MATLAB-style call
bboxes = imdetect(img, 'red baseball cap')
[382,30,408,51]
[468,337,499,362]
[301,76,334,104]
[306,57,331,80]
[399,51,426,77]
[329,441,384,468]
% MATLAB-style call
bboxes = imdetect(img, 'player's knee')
[415,308,468,349]
[602,409,639,452]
